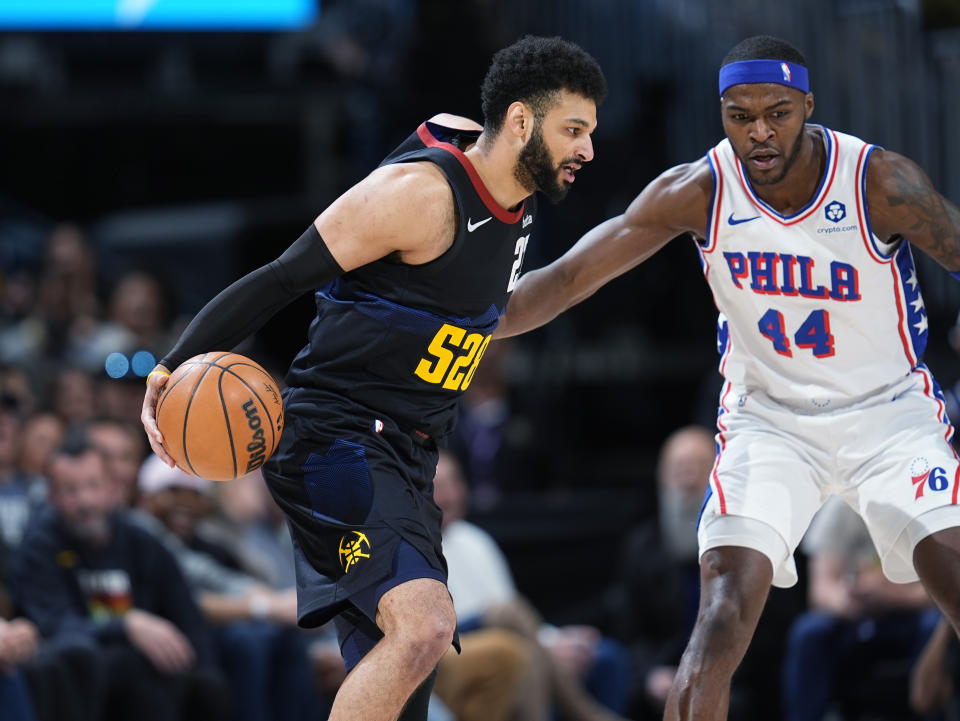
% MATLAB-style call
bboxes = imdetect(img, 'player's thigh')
[702,404,824,588]
[849,382,960,584]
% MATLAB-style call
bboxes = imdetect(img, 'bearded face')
[514,120,572,204]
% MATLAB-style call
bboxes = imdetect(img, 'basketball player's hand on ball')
[142,364,177,468]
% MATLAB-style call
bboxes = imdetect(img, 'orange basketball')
[155,352,284,481]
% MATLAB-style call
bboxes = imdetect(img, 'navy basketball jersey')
[285,120,536,439]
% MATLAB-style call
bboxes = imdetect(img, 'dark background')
[1,0,960,621]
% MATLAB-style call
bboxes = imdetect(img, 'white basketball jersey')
[698,125,929,408]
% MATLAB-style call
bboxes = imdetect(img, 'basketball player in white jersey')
[496,35,960,721]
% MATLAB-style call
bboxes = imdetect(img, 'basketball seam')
[156,358,205,420]
[217,362,279,460]
[181,358,222,476]
[217,371,239,479]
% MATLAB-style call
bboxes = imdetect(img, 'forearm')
[498,214,670,338]
[161,265,296,368]
[496,263,578,338]
[160,225,342,369]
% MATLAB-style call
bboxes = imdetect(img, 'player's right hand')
[141,364,176,468]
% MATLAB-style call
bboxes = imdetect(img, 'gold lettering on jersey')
[415,323,492,391]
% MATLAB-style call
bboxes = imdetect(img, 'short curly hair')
[480,36,607,134]
[721,35,807,68]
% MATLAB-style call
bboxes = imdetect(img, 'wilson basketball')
[155,352,284,481]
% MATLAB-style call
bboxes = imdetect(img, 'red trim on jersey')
[952,463,960,506]
[417,123,524,224]
[710,381,732,514]
[718,329,732,376]
[890,264,918,367]
[914,366,953,443]
[734,129,838,225]
[702,148,724,254]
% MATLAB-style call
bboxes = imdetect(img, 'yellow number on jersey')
[415,323,492,391]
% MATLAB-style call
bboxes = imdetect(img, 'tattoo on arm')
[886,162,960,269]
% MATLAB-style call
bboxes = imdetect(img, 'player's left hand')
[141,364,176,468]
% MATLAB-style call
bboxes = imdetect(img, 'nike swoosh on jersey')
[728,213,761,225]
[467,217,493,232]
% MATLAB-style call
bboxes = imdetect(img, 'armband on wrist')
[145,369,171,386]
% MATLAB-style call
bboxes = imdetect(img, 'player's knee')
[696,594,745,644]
[396,610,456,671]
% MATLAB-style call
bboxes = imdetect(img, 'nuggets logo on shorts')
[338,531,372,572]
[910,457,950,500]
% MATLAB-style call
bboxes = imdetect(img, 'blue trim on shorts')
[352,539,447,621]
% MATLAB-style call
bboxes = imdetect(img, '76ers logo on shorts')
[911,457,950,500]
[339,531,372,572]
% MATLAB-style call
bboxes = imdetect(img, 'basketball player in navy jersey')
[140,36,606,721]
[497,36,960,721]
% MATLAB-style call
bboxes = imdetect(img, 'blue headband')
[718,59,809,97]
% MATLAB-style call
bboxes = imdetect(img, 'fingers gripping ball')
[155,352,284,481]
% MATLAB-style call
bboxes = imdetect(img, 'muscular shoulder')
[316,161,457,269]
[865,148,928,201]
[864,148,933,240]
[623,158,713,238]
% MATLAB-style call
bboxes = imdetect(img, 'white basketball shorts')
[698,364,960,587]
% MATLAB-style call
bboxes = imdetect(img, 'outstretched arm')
[866,149,960,272]
[496,159,713,338]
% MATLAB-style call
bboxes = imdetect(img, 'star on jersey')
[910,296,925,314]
[913,314,929,334]
[906,270,919,291]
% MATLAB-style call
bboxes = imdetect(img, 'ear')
[504,101,535,144]
[804,92,815,121]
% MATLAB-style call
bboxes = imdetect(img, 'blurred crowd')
[2,208,960,721]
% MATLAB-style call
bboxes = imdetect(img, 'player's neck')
[752,126,826,215]
[464,136,530,212]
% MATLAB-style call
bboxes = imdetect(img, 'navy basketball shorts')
[261,388,458,669]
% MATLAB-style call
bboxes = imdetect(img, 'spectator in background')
[0,553,103,721]
[434,450,632,721]
[17,411,64,491]
[0,394,38,554]
[0,401,100,721]
[73,270,173,374]
[0,614,40,721]
[98,371,153,426]
[0,225,99,373]
[909,616,959,718]
[87,418,146,508]
[135,455,321,721]
[215,470,347,713]
[782,496,940,721]
[12,435,230,721]
[52,368,97,428]
[214,470,298,591]
[604,426,713,721]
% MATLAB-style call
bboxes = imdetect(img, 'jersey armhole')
[699,148,722,252]
[858,144,901,260]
